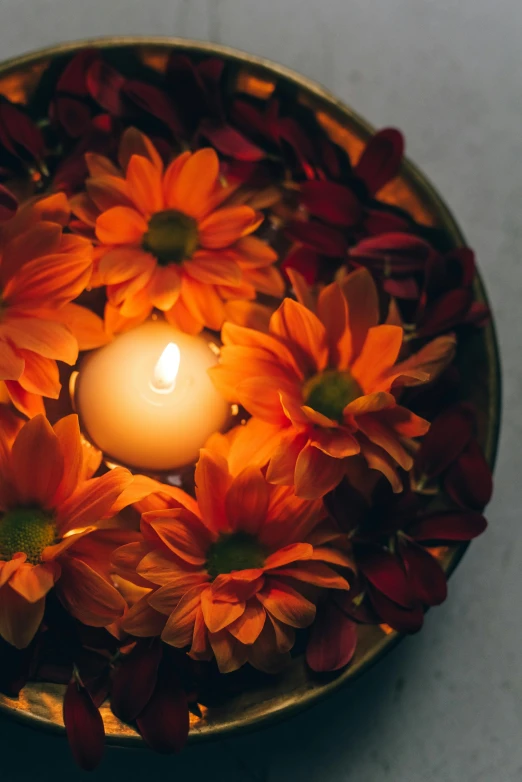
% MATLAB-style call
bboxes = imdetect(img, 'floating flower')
[71,128,283,334]
[210,267,456,498]
[115,449,351,673]
[0,194,96,417]
[0,413,133,648]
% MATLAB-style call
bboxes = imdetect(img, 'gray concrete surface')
[0,1,519,780]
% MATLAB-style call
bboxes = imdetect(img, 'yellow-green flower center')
[143,209,199,266]
[0,507,57,564]
[206,532,267,579]
[303,369,362,423]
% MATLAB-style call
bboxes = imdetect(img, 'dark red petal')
[0,184,17,221]
[418,288,473,337]
[199,119,265,161]
[400,542,447,606]
[54,96,92,138]
[464,301,490,327]
[286,220,347,256]
[306,599,358,672]
[349,232,434,272]
[415,404,476,480]
[363,208,412,235]
[111,638,162,724]
[63,678,105,771]
[383,276,420,300]
[278,117,316,176]
[334,590,380,624]
[445,440,493,511]
[0,101,45,161]
[367,585,424,633]
[408,510,487,542]
[357,547,412,607]
[299,181,362,227]
[123,81,182,134]
[231,99,276,143]
[56,50,99,95]
[448,247,476,287]
[86,60,126,116]
[136,663,189,754]
[282,245,320,284]
[354,128,404,194]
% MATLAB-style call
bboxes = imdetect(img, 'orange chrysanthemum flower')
[71,129,284,334]
[0,194,95,417]
[115,450,351,673]
[0,412,133,648]
[209,268,456,499]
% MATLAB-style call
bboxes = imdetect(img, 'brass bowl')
[0,37,501,746]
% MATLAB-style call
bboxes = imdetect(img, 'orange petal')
[294,442,348,499]
[85,152,121,178]
[53,415,84,506]
[356,415,414,470]
[359,437,403,493]
[0,222,62,285]
[194,449,232,533]
[53,303,110,352]
[225,467,269,535]
[190,606,212,660]
[9,561,59,602]
[56,467,132,532]
[121,594,166,637]
[41,528,94,561]
[211,571,264,602]
[221,321,303,378]
[164,295,203,335]
[270,298,328,375]
[98,246,155,285]
[4,253,91,309]
[0,584,45,648]
[264,542,313,570]
[162,151,191,206]
[56,558,126,626]
[4,381,45,419]
[227,600,266,644]
[339,267,379,360]
[161,584,205,647]
[4,317,78,364]
[126,154,164,216]
[201,588,245,633]
[17,351,60,398]
[343,391,396,416]
[300,405,338,428]
[257,579,316,628]
[148,574,210,614]
[266,430,309,486]
[351,325,404,392]
[70,192,98,227]
[145,265,181,310]
[143,508,212,565]
[286,268,317,312]
[0,340,24,381]
[95,206,147,245]
[233,235,278,268]
[225,418,283,478]
[268,614,295,654]
[118,128,164,173]
[166,148,219,219]
[0,553,26,587]
[310,427,360,459]
[86,174,134,212]
[223,300,272,332]
[236,377,294,424]
[198,206,261,249]
[271,561,349,590]
[376,405,430,437]
[207,629,249,673]
[317,282,352,367]
[241,265,285,298]
[384,334,457,390]
[12,415,64,508]
[185,253,242,286]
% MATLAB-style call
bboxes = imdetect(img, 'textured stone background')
[0,1,519,780]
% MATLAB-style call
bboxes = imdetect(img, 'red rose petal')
[0,101,45,161]
[286,220,347,257]
[136,663,189,754]
[349,232,435,272]
[0,184,17,221]
[63,678,105,771]
[418,288,473,337]
[357,547,412,607]
[300,181,362,227]
[367,585,424,633]
[54,96,92,137]
[400,542,447,606]
[354,128,404,194]
[363,208,412,235]
[445,440,493,511]
[282,245,321,284]
[306,599,358,672]
[124,80,183,134]
[56,50,99,95]
[199,119,265,161]
[86,59,127,116]
[408,510,487,542]
[111,638,162,724]
[415,404,476,480]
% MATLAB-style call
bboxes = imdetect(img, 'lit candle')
[74,320,230,472]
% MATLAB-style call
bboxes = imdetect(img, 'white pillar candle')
[75,320,230,472]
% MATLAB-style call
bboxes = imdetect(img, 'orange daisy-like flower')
[71,129,284,334]
[209,268,456,499]
[115,450,351,673]
[0,194,95,417]
[0,412,133,648]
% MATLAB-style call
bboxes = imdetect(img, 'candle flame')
[152,342,181,393]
